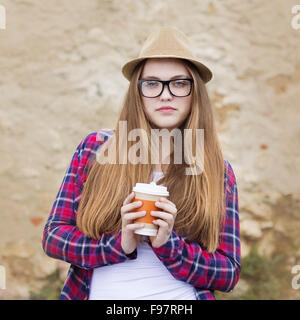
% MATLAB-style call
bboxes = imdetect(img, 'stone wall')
[0,0,300,299]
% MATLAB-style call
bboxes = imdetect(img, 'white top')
[88,171,196,300]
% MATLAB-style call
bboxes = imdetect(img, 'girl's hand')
[121,191,146,255]
[149,198,178,248]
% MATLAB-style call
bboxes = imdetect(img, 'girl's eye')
[145,81,159,87]
[174,80,187,87]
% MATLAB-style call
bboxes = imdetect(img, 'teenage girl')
[42,27,241,300]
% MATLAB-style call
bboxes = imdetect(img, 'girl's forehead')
[142,58,189,77]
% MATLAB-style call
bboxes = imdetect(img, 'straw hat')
[121,26,213,83]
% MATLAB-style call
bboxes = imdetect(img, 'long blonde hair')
[76,59,225,252]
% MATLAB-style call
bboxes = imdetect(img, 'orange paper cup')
[132,182,169,236]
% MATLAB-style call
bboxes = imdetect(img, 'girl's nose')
[160,84,173,99]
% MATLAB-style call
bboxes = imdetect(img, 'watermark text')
[95,122,205,176]
[0,265,5,290]
[291,5,300,30]
[291,265,300,290]
[0,4,6,29]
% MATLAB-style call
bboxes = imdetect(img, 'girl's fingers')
[155,201,177,215]
[160,198,176,208]
[123,211,146,222]
[125,223,145,231]
[127,200,143,211]
[151,211,173,223]
[121,200,143,215]
[152,219,168,228]
[123,192,135,206]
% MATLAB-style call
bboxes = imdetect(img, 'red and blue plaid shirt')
[42,130,241,300]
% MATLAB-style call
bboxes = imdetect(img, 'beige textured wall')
[0,0,300,299]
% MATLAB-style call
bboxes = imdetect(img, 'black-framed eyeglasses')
[138,78,193,98]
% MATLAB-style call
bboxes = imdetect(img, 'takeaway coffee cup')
[132,182,169,236]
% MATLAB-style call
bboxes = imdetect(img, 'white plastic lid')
[132,182,169,196]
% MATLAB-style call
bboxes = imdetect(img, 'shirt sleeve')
[150,160,241,292]
[42,132,135,270]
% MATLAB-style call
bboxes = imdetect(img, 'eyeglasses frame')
[138,78,194,98]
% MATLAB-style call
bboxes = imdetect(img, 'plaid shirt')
[42,129,241,300]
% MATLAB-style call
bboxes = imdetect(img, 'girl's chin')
[150,120,179,130]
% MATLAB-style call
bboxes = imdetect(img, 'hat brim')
[121,55,213,83]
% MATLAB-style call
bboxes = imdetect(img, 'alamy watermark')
[291,5,300,30]
[95,121,205,176]
[0,4,6,29]
[291,265,300,290]
[0,265,5,290]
